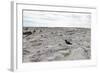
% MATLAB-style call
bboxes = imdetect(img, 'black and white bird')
[64,39,72,45]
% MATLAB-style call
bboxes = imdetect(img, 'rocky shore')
[22,27,91,63]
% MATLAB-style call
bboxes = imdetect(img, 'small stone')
[58,50,71,56]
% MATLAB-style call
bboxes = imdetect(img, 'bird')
[64,39,72,45]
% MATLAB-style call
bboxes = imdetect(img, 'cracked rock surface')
[23,27,91,62]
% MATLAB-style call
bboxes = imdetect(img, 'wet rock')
[23,31,32,36]
[33,29,36,33]
[23,50,30,55]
